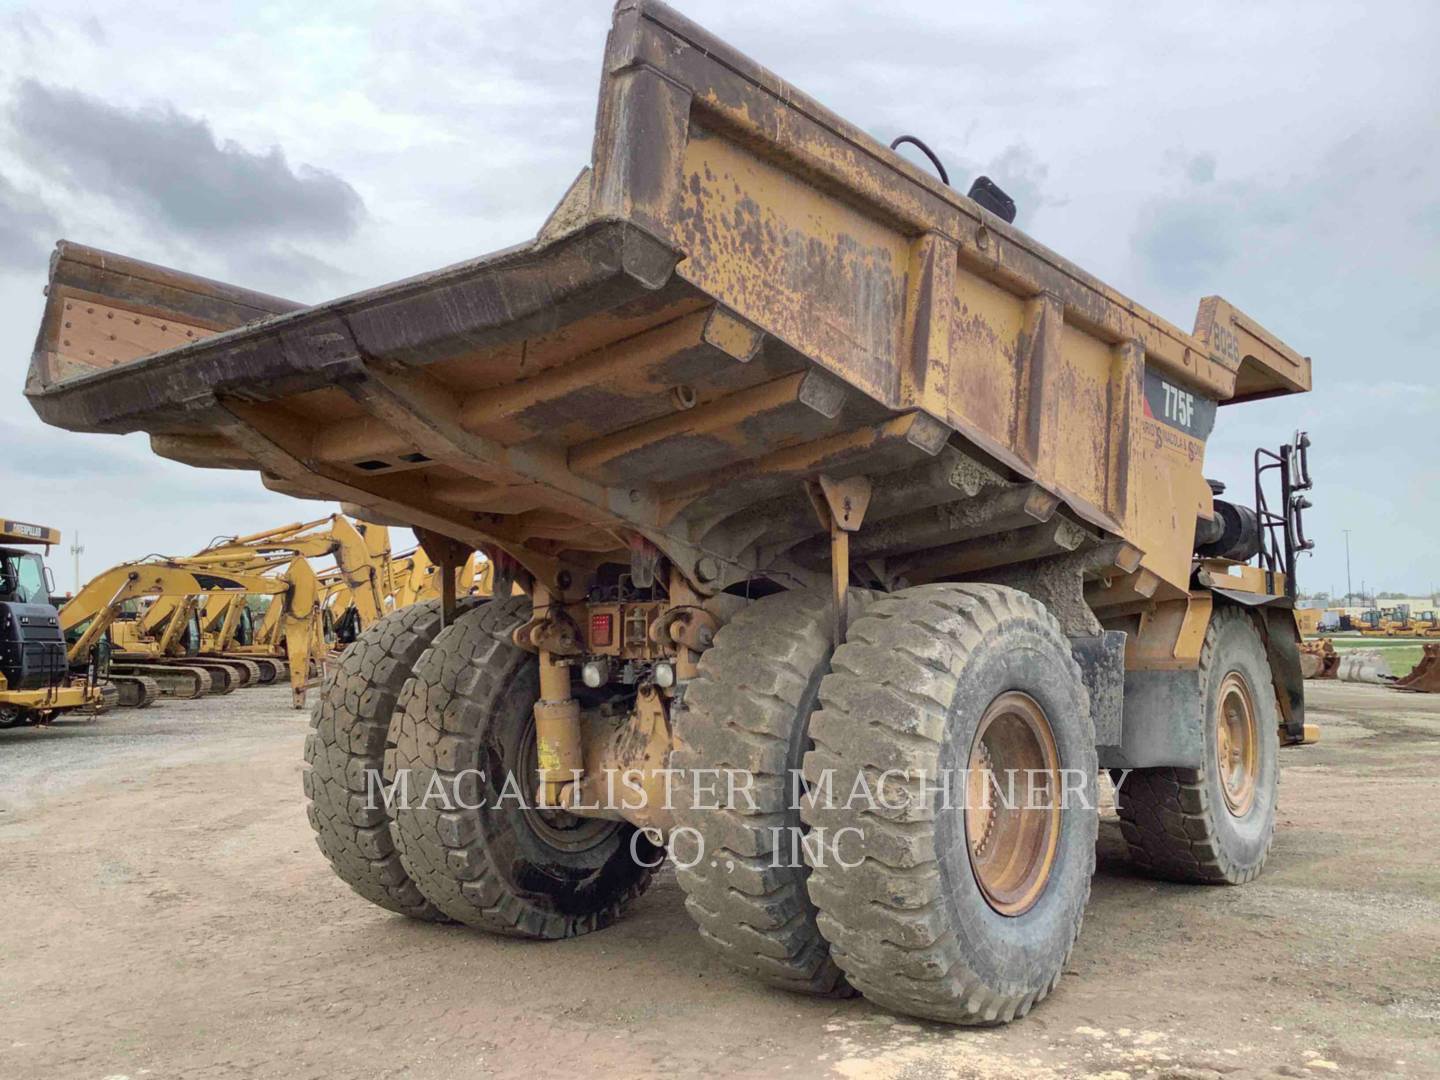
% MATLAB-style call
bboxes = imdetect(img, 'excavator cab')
[332,605,361,646]
[0,547,50,606]
[234,605,256,647]
[1,542,67,694]
[0,520,100,724]
[180,609,204,656]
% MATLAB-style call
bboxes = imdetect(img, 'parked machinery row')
[4,515,494,728]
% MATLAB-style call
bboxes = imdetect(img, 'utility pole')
[1343,529,1353,607]
[70,532,84,594]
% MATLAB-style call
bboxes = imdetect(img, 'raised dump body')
[24,0,1316,1027]
[27,1,1308,615]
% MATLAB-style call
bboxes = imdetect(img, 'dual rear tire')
[385,597,658,937]
[801,584,1097,1024]
[673,583,1099,1023]
[303,597,480,920]
[303,596,658,938]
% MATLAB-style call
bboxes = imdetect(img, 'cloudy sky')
[1,0,1436,599]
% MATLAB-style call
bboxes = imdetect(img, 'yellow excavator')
[135,566,299,688]
[388,547,494,609]
[110,593,270,693]
[101,595,217,700]
[1,518,105,728]
[60,557,319,707]
[188,515,387,647]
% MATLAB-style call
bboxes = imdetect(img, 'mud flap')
[1255,607,1307,744]
[1102,669,1205,770]
[1070,631,1126,755]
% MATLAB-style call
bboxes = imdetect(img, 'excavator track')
[111,662,214,699]
[197,656,263,689]
[182,660,238,695]
[108,675,161,708]
[221,655,280,684]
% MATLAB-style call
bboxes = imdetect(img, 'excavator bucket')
[1394,643,1440,693]
[1334,648,1392,684]
[1298,638,1339,679]
[1300,639,1391,684]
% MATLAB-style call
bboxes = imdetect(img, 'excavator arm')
[389,547,491,608]
[60,558,319,706]
[194,515,388,632]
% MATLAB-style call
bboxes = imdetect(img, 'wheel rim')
[516,713,619,854]
[1215,671,1259,817]
[964,691,1062,917]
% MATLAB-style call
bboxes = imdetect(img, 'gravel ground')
[1,680,1437,1079]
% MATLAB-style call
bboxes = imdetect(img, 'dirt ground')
[2,680,1437,1079]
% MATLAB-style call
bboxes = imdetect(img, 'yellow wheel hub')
[965,692,1062,917]
[1215,671,1259,817]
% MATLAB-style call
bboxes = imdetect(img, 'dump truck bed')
[27,0,1309,605]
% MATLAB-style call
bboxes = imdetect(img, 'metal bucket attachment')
[1334,648,1392,685]
[1394,643,1440,693]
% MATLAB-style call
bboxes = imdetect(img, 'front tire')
[800,583,1096,1025]
[1116,606,1279,884]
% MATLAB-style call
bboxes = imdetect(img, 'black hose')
[888,135,949,186]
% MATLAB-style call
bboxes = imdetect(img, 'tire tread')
[1115,606,1277,885]
[800,583,1095,1025]
[303,598,480,919]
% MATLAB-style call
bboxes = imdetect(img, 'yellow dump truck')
[24,1,1316,1024]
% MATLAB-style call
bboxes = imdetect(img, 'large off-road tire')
[672,588,868,996]
[1116,606,1279,884]
[303,598,480,919]
[801,583,1096,1025]
[388,597,660,937]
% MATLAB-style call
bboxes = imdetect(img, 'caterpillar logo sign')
[1,520,60,546]
[1143,370,1216,440]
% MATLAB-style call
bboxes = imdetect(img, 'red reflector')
[590,613,613,647]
